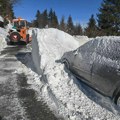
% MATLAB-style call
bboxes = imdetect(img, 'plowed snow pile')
[31,28,120,120]
[0,16,7,51]
[0,28,7,51]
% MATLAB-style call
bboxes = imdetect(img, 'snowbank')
[74,35,90,46]
[0,28,7,51]
[5,21,13,32]
[31,28,120,119]
[0,16,4,22]
[28,28,33,37]
[32,28,79,74]
[0,16,7,50]
[0,28,7,36]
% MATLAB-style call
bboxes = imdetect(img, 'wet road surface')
[0,46,59,120]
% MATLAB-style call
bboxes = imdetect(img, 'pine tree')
[59,16,66,31]
[42,9,48,28]
[74,23,83,35]
[85,14,98,38]
[48,9,58,28]
[67,15,74,35]
[52,11,58,28]
[48,8,53,27]
[34,10,41,28]
[97,0,120,35]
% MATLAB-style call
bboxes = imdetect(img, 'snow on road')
[0,46,28,120]
[0,45,58,120]
[30,28,120,120]
[0,25,120,119]
[0,25,59,119]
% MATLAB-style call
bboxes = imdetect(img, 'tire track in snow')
[0,45,60,120]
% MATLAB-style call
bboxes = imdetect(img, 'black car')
[61,37,120,106]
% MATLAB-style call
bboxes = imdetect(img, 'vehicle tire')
[114,92,120,107]
[63,59,70,69]
[10,32,21,42]
[9,41,14,45]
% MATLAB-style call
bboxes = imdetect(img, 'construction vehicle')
[8,17,32,45]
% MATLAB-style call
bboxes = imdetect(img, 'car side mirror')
[74,49,78,56]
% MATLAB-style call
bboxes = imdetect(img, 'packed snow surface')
[0,28,7,51]
[30,29,120,119]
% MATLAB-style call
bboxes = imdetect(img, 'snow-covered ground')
[0,22,120,119]
[29,28,120,120]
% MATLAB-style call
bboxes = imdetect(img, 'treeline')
[32,0,120,37]
[0,0,120,37]
[32,9,83,36]
[31,9,97,37]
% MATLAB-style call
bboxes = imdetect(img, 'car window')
[77,39,120,61]
[76,40,99,63]
[96,40,120,61]
[78,40,98,53]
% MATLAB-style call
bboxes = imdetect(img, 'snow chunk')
[32,28,79,74]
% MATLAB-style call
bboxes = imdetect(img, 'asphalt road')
[0,45,61,120]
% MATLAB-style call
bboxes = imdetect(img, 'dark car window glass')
[96,39,120,61]
[78,39,120,61]
[78,40,98,53]
[77,39,120,61]
[20,21,26,27]
[76,40,99,63]
[14,21,19,27]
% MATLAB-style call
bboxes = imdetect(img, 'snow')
[31,28,120,119]
[74,35,90,46]
[5,21,13,32]
[0,16,4,22]
[32,28,79,74]
[28,28,33,37]
[0,24,120,119]
[0,16,7,50]
[0,28,7,51]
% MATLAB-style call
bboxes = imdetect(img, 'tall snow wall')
[0,16,7,51]
[31,28,79,75]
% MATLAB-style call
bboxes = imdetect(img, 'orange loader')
[8,17,32,45]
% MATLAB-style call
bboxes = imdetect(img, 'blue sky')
[13,0,103,26]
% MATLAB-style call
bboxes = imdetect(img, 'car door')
[72,40,97,83]
[92,39,120,96]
